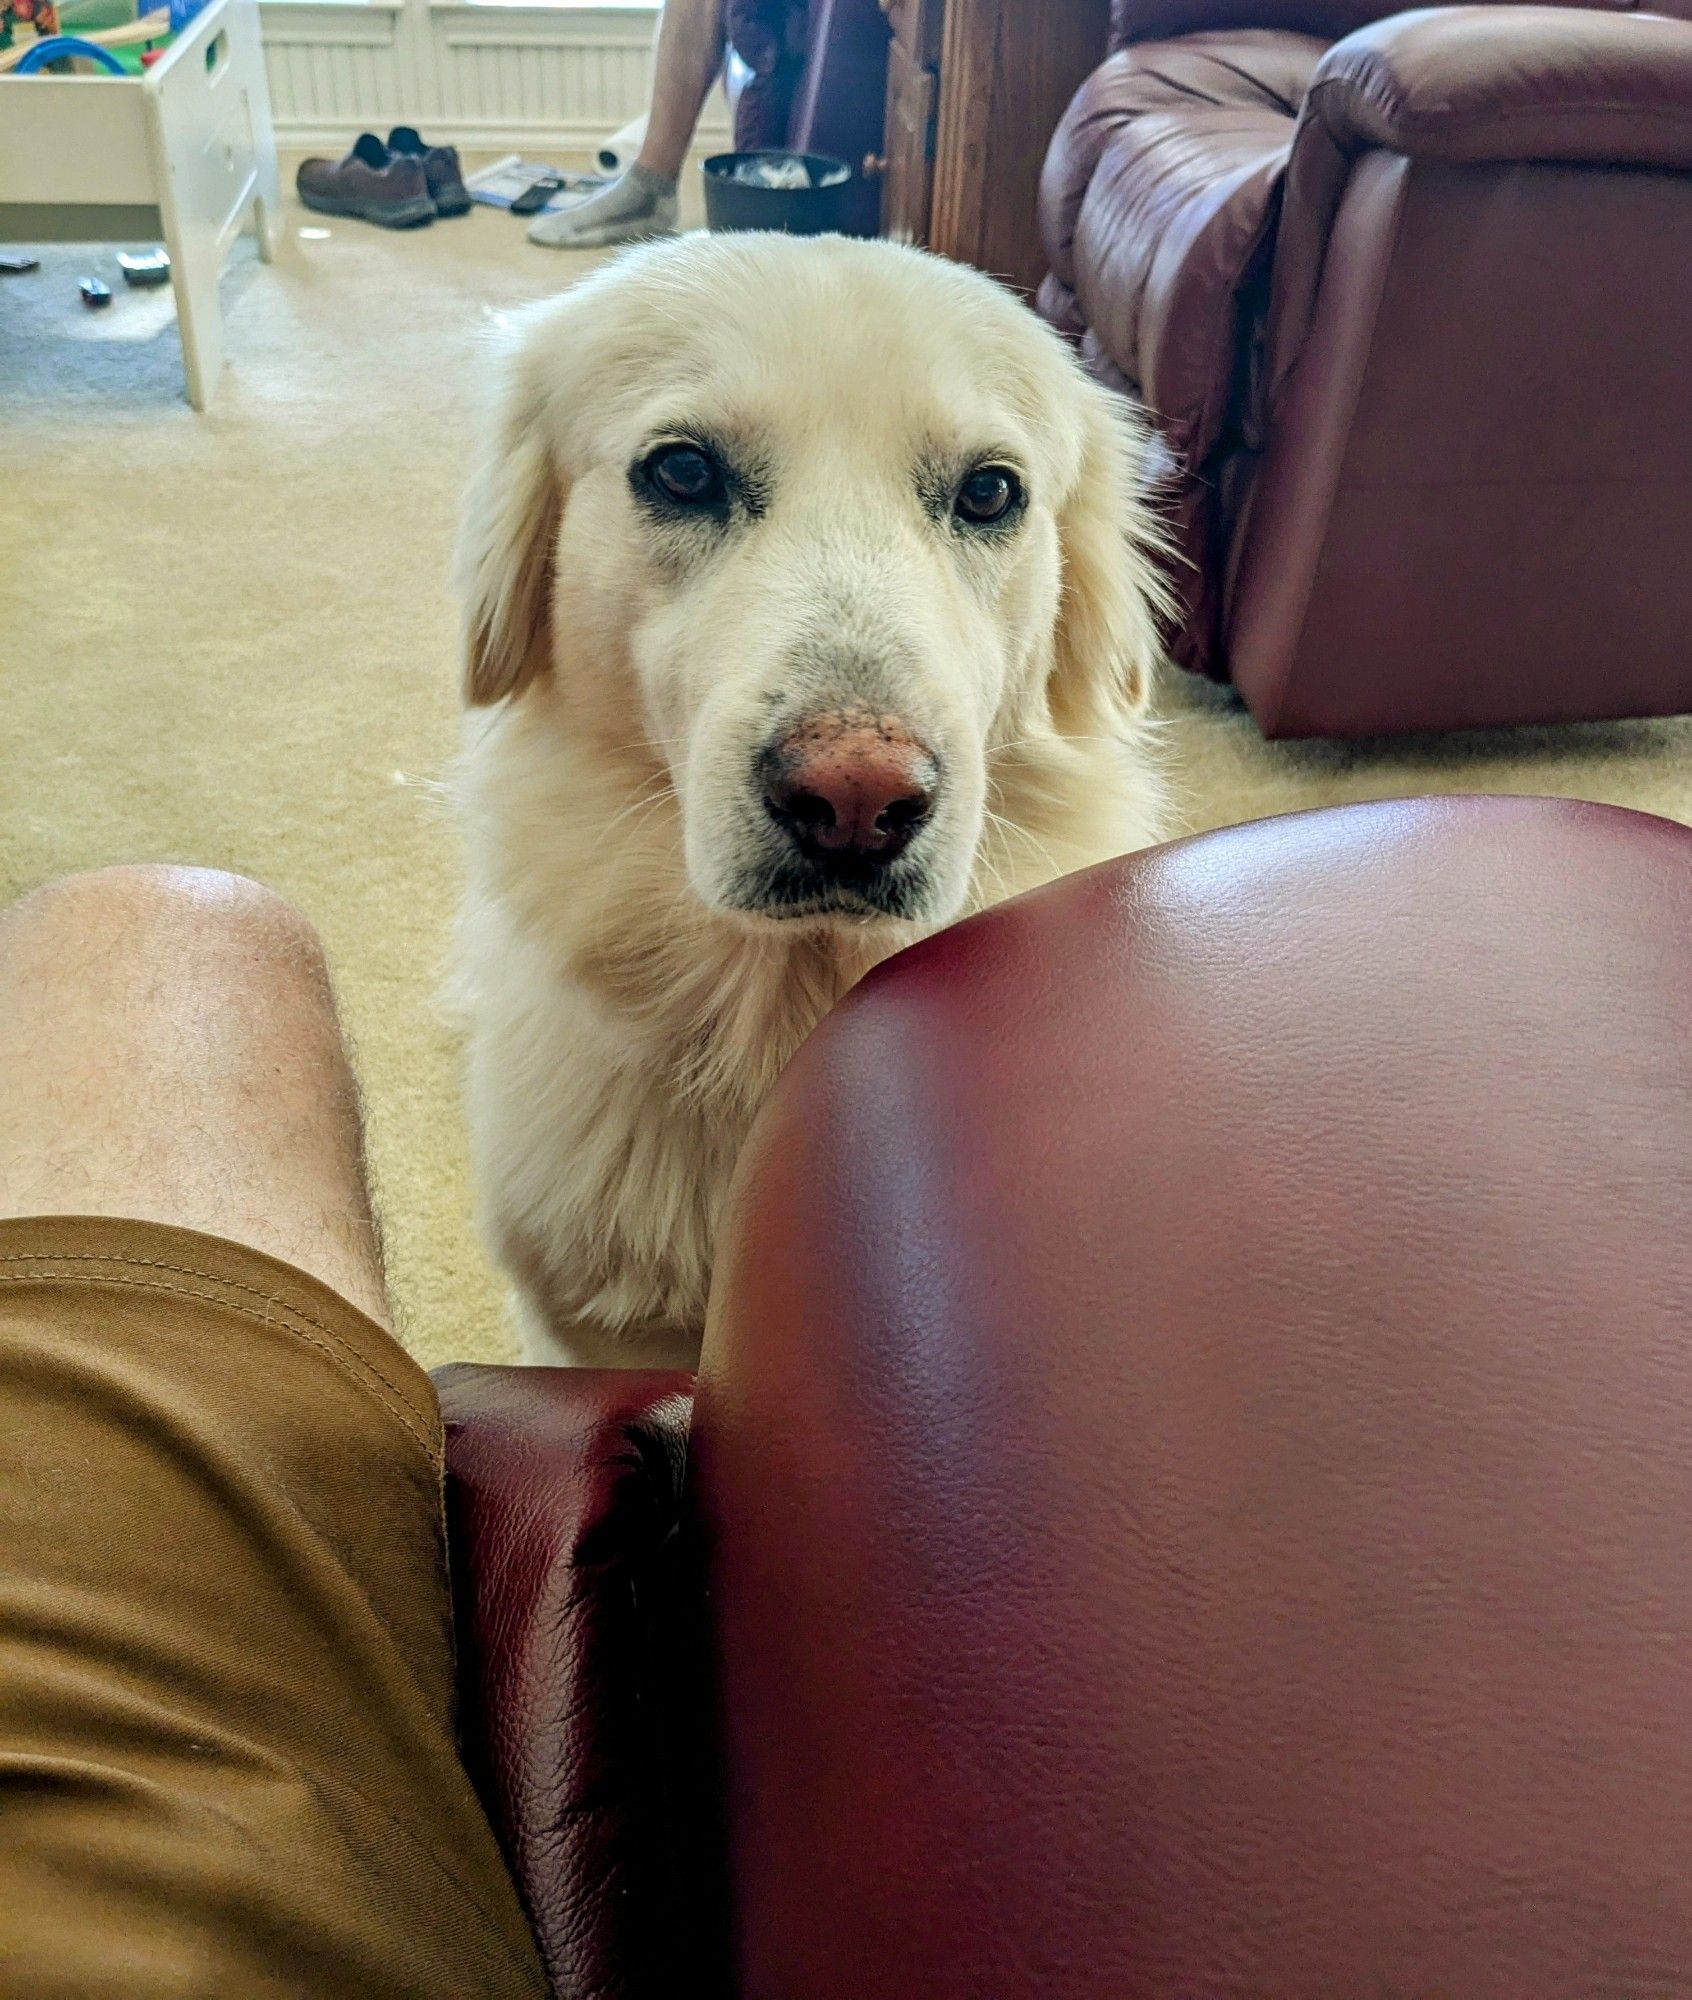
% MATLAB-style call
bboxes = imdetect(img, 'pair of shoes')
[389,127,473,218]
[296,129,471,230]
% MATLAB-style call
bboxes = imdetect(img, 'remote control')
[511,175,567,217]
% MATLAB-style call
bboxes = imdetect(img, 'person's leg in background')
[528,0,725,249]
[0,866,547,2000]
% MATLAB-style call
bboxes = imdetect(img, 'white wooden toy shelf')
[0,0,281,408]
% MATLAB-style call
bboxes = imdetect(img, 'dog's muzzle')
[741,707,941,918]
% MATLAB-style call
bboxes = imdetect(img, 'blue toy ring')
[13,35,132,74]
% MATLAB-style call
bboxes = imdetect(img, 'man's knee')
[0,866,386,1318]
[3,865,330,995]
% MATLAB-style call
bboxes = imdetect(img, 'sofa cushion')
[1043,30,1322,464]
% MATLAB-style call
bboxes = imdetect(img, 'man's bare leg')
[0,866,552,1997]
[0,864,388,1325]
[639,0,729,181]
[527,0,724,248]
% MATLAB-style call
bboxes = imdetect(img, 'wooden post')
[926,0,1112,295]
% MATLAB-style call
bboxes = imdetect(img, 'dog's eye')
[953,465,1021,527]
[644,443,725,509]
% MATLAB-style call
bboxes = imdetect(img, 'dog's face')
[459,235,1161,929]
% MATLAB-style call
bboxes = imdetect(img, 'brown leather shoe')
[296,134,435,229]
[387,127,472,218]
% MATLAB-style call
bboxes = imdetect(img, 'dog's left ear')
[1048,380,1167,737]
[457,342,563,708]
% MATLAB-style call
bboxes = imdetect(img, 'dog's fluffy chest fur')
[456,695,902,1364]
[455,690,1164,1366]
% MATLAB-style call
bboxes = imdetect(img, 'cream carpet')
[4,166,1690,1368]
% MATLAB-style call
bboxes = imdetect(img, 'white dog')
[454,232,1169,1367]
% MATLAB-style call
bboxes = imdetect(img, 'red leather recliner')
[439,795,1692,1997]
[1039,0,1692,738]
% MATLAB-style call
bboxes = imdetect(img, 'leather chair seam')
[1253,145,1409,731]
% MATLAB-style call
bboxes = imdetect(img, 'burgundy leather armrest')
[435,1364,696,2000]
[695,796,1692,1998]
[1305,5,1692,166]
[1269,3,1692,396]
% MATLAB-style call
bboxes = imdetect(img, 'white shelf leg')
[156,176,226,411]
[251,96,281,262]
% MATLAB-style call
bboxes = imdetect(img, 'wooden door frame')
[923,0,1111,295]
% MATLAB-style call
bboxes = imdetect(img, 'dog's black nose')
[761,710,937,867]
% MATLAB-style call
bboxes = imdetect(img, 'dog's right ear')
[457,353,563,707]
[1048,376,1168,739]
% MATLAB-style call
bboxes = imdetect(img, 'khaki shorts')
[0,1215,549,2000]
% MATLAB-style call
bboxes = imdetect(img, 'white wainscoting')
[260,2,730,152]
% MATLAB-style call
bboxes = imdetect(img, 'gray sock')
[527,163,679,249]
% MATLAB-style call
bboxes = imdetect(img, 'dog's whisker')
[969,833,1017,909]
[981,806,1068,885]
[596,779,680,851]
[990,728,1168,756]
[596,784,674,840]
[590,734,688,761]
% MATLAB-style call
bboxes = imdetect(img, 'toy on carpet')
[118,248,170,287]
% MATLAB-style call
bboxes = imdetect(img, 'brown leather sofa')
[438,794,1692,1997]
[1039,1,1692,737]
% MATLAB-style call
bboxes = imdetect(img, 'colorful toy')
[14,33,129,70]
[1,2,170,72]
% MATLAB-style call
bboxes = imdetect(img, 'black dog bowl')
[702,150,855,236]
